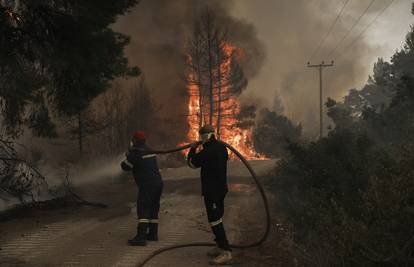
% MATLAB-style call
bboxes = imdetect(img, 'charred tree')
[205,8,215,125]
[185,7,247,135]
[187,23,207,128]
[215,31,225,139]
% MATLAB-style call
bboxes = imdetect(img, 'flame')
[183,43,266,160]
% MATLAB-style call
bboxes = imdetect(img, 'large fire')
[184,43,265,160]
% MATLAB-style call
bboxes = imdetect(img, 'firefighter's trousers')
[204,195,231,251]
[137,183,163,224]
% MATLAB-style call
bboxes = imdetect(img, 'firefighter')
[187,125,232,265]
[121,131,163,246]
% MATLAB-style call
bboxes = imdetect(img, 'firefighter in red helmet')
[121,131,163,246]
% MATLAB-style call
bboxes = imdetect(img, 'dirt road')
[0,160,275,267]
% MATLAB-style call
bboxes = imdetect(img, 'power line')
[308,0,352,63]
[336,0,396,61]
[326,0,377,59]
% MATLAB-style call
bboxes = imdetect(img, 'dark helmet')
[199,124,215,135]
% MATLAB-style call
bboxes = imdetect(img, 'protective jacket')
[187,137,229,199]
[121,144,162,187]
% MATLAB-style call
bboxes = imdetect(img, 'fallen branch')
[1,138,107,210]
[62,165,108,209]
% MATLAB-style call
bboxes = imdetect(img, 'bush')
[253,108,301,158]
[272,130,414,266]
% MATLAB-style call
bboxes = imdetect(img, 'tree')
[64,107,107,154]
[127,77,156,135]
[327,58,395,130]
[186,7,247,137]
[27,91,57,138]
[253,108,301,158]
[89,77,159,157]
[0,0,140,138]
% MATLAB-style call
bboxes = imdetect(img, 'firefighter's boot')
[147,223,158,241]
[128,223,148,246]
[207,247,223,258]
[209,250,232,265]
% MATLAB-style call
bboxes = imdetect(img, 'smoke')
[69,155,125,185]
[232,0,396,136]
[113,0,400,138]
[113,0,265,144]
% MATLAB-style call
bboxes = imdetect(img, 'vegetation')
[0,0,139,139]
[253,107,301,158]
[87,77,159,157]
[272,5,414,266]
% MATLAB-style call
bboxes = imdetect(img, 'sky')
[363,0,412,61]
[231,0,413,134]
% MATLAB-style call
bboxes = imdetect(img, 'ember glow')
[184,43,266,160]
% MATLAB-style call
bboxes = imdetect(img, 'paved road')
[0,160,275,267]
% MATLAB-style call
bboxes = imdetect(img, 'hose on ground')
[135,141,271,267]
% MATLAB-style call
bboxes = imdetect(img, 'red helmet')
[133,131,146,142]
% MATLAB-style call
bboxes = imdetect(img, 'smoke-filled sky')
[113,0,265,142]
[115,0,413,137]
[232,0,413,135]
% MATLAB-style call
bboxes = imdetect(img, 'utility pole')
[307,61,334,138]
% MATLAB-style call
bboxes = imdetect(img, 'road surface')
[0,160,276,267]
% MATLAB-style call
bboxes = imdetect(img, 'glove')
[190,141,200,149]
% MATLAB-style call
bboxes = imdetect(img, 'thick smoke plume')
[114,0,399,137]
[113,0,265,144]
[233,0,395,136]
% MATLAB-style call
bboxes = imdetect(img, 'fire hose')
[135,141,271,267]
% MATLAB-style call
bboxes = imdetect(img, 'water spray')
[134,141,271,267]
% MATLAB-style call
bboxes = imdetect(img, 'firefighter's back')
[201,139,229,198]
[125,144,162,187]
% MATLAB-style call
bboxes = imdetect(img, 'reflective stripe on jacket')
[121,144,162,186]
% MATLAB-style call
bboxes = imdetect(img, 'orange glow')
[183,43,266,160]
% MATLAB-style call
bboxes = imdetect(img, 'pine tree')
[0,0,140,138]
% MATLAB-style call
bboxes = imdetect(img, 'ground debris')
[0,193,107,221]
[0,139,49,202]
[0,139,107,216]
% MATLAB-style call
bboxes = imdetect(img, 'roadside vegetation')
[271,5,414,266]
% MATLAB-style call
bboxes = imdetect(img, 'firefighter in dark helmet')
[187,125,232,265]
[121,131,163,246]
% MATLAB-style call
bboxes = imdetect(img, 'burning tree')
[184,7,263,158]
[186,7,248,138]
